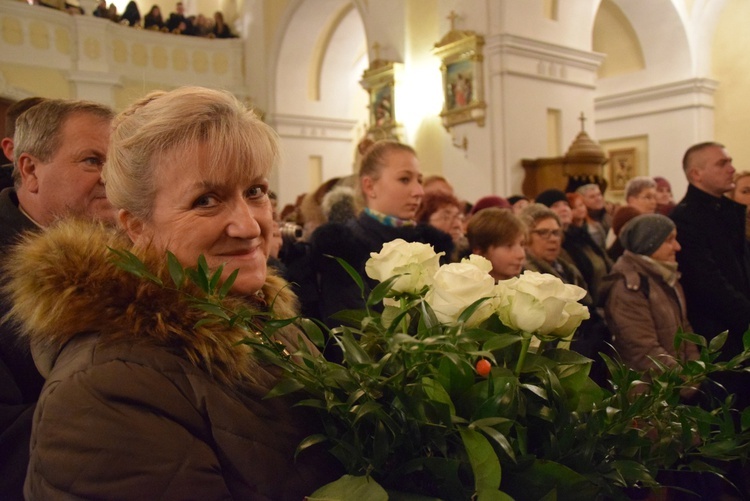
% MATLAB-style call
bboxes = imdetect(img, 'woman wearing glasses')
[519,204,586,287]
[415,191,466,261]
[519,203,611,385]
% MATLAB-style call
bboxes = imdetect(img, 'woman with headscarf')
[602,214,698,376]
[4,87,340,499]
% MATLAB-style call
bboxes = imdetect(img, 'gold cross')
[447,10,459,31]
[372,42,381,61]
[578,112,586,132]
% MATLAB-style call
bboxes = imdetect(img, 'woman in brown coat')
[602,214,699,374]
[4,87,339,500]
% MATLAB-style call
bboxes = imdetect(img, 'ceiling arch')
[271,0,367,120]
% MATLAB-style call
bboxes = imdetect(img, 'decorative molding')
[595,78,718,109]
[482,34,603,90]
[273,114,357,141]
[595,78,718,123]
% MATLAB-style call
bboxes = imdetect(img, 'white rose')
[425,255,497,326]
[494,271,589,338]
[365,239,443,294]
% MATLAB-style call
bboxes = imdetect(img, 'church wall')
[712,0,750,174]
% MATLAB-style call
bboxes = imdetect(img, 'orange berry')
[476,359,492,377]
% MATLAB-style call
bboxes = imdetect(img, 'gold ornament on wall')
[360,42,402,139]
[433,11,486,130]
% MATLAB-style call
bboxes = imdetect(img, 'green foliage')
[110,248,750,501]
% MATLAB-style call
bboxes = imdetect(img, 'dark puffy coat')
[0,188,42,500]
[301,212,453,326]
[4,220,340,500]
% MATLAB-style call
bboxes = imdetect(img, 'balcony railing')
[0,1,245,105]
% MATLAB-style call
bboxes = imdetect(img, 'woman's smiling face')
[126,143,273,296]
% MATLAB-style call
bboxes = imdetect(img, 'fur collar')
[3,219,300,388]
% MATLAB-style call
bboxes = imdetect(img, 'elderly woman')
[4,87,339,499]
[520,203,611,385]
[308,141,452,329]
[467,207,526,281]
[415,190,466,260]
[601,214,699,376]
[535,190,612,303]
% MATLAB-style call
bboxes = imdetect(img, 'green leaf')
[367,274,402,307]
[459,427,502,493]
[217,268,239,298]
[265,378,305,398]
[208,264,224,294]
[166,251,185,289]
[422,377,456,417]
[709,331,728,353]
[299,317,326,347]
[307,475,388,501]
[457,296,491,324]
[338,330,372,365]
[328,255,365,297]
[108,247,163,286]
[295,433,328,457]
[482,333,523,353]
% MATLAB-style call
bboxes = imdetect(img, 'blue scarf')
[364,207,416,228]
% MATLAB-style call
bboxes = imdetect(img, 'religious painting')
[371,82,393,128]
[433,24,485,129]
[360,59,402,137]
[445,59,474,111]
[598,135,649,200]
[608,148,637,192]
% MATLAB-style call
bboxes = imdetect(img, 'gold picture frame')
[608,148,637,192]
[433,24,486,129]
[360,58,403,138]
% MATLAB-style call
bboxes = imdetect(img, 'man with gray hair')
[670,142,750,409]
[576,183,609,248]
[0,98,115,499]
[0,97,46,190]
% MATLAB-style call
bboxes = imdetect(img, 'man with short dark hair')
[166,1,193,34]
[0,98,114,499]
[670,142,750,407]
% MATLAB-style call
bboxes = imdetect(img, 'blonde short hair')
[104,86,279,220]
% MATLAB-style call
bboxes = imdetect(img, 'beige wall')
[712,0,750,172]
[0,64,72,99]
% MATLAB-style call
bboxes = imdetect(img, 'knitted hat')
[653,176,671,191]
[619,214,675,256]
[470,195,510,215]
[611,205,642,236]
[534,189,568,208]
[507,194,528,206]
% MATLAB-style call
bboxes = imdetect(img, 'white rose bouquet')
[110,241,750,501]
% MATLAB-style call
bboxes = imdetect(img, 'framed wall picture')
[599,135,649,200]
[433,25,485,129]
[608,148,637,192]
[360,58,402,138]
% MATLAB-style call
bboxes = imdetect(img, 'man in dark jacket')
[670,142,750,409]
[0,99,114,500]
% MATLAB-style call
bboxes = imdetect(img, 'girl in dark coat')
[304,141,453,348]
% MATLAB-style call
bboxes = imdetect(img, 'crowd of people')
[1,88,749,499]
[29,0,237,38]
